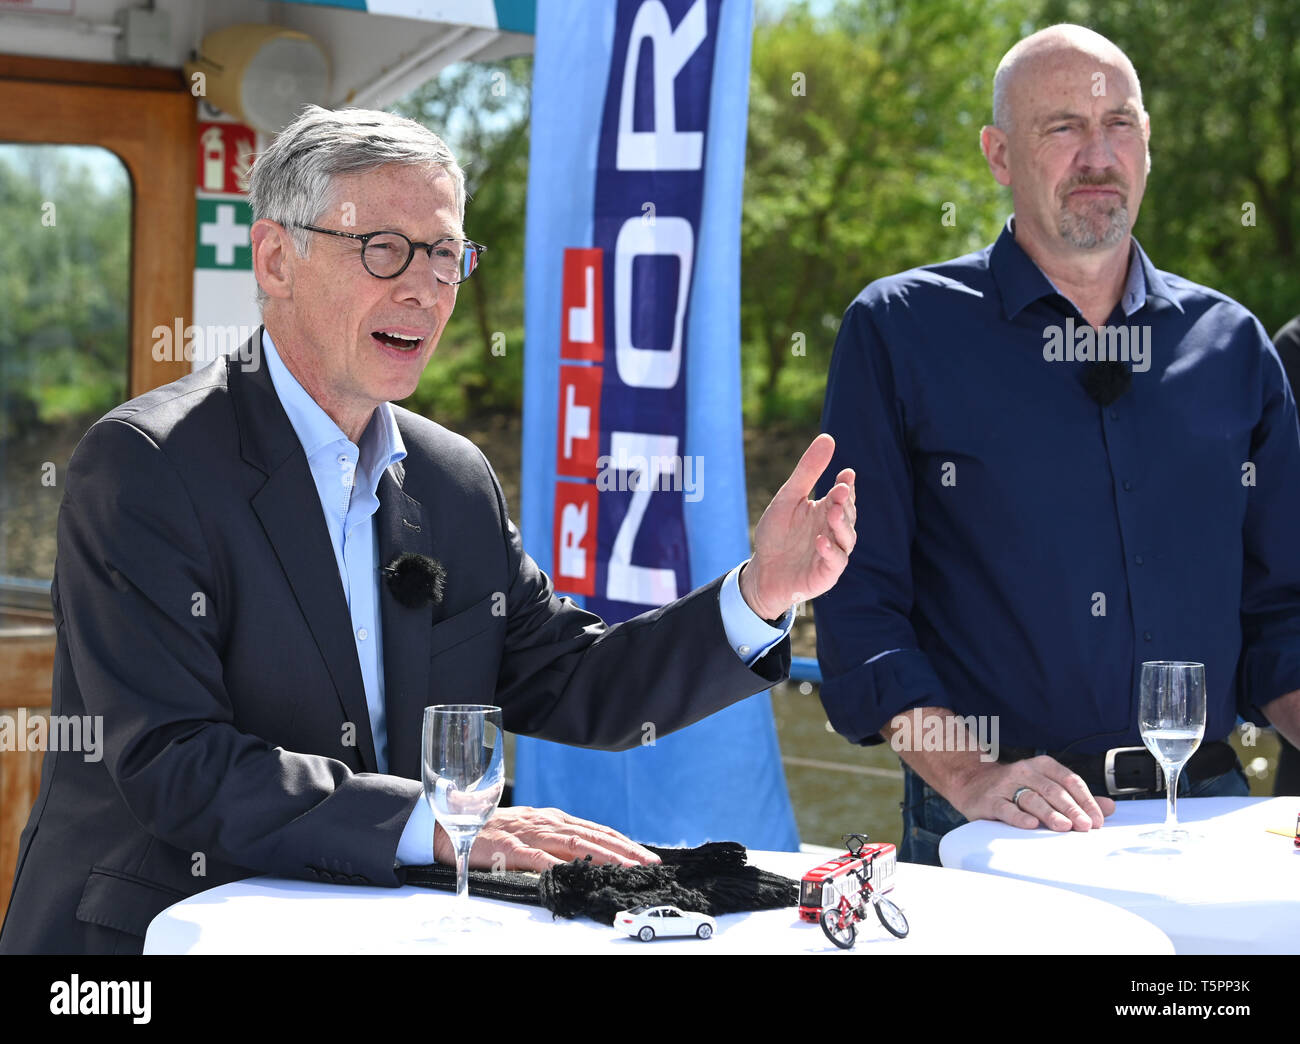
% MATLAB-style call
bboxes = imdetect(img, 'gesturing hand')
[739,433,856,620]
[434,806,661,873]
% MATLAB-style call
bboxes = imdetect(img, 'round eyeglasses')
[294,224,486,284]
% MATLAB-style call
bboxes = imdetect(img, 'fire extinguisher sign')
[196,121,256,196]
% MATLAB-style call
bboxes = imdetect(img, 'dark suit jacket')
[0,330,788,954]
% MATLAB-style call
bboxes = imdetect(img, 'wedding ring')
[1011,785,1033,809]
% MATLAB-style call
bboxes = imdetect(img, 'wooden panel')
[0,78,196,397]
[0,54,185,91]
[0,629,56,709]
[0,715,47,928]
[0,626,51,923]
[0,58,196,929]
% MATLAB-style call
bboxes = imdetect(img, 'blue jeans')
[898,756,1251,866]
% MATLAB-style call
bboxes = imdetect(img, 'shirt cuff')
[395,793,436,866]
[719,561,794,666]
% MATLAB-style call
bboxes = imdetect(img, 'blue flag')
[514,0,798,850]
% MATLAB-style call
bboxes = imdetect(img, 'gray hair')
[992,24,1145,133]
[247,104,466,308]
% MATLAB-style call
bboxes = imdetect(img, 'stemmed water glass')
[1138,661,1206,843]
[421,704,505,934]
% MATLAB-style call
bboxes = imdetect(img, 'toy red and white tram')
[799,835,898,923]
[801,834,909,948]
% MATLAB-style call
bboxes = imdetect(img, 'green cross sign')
[196,198,253,270]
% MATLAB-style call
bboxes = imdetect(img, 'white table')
[144,850,1172,954]
[939,796,1300,954]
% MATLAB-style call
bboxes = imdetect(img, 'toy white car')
[616,904,716,941]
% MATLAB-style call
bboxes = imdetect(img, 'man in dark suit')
[0,107,857,953]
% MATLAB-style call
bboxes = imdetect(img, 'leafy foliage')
[744,0,1041,424]
[0,146,130,440]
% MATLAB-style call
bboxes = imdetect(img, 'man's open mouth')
[372,330,425,351]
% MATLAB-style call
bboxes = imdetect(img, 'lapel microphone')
[1080,360,1132,407]
[382,553,447,609]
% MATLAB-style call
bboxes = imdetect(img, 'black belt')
[998,740,1239,797]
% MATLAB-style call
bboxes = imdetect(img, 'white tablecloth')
[939,796,1300,954]
[144,849,1171,954]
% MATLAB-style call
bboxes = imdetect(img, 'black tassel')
[541,842,798,923]
[402,840,800,925]
[382,552,446,609]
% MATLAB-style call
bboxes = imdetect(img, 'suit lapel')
[376,458,435,781]
[231,328,379,773]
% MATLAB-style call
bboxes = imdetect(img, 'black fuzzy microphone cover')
[382,552,447,609]
[1080,359,1132,407]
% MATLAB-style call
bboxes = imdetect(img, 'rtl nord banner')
[514,0,798,849]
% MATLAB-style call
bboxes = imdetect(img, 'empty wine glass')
[421,704,505,934]
[1138,662,1206,843]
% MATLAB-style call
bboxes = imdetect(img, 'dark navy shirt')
[814,218,1300,753]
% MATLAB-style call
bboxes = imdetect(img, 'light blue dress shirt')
[260,328,793,866]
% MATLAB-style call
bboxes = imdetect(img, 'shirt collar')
[1130,237,1184,314]
[260,328,407,473]
[990,215,1184,320]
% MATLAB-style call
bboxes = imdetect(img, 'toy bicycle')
[810,834,910,949]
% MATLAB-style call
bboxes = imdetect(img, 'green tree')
[0,146,130,438]
[743,0,1045,424]
[1,145,131,580]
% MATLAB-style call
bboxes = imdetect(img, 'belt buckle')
[1104,746,1155,796]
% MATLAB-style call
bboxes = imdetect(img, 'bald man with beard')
[813,24,1300,864]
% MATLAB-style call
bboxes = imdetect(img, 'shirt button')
[1135,554,1144,565]
[1144,631,1153,642]
[1122,480,1133,491]
[357,628,368,641]
[338,454,349,465]
[738,645,751,657]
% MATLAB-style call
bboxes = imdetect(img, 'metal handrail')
[790,656,822,683]
[0,575,53,613]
